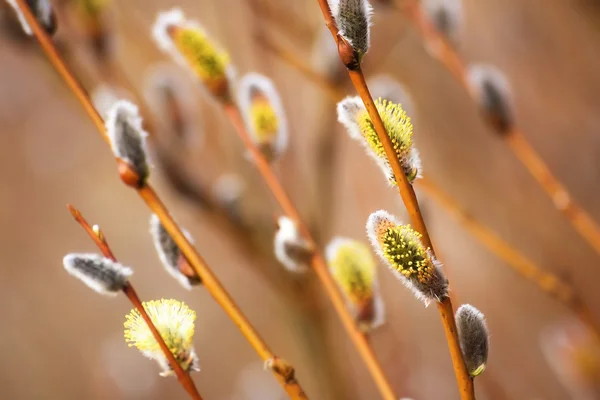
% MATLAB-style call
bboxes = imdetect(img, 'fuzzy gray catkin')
[63,253,132,295]
[467,64,514,134]
[455,304,489,376]
[6,0,56,36]
[105,100,150,185]
[149,214,200,289]
[328,0,373,58]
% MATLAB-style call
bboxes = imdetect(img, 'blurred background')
[1,0,600,399]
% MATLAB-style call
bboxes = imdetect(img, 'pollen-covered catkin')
[366,210,448,305]
[326,237,384,331]
[152,8,233,101]
[337,96,422,186]
[124,298,199,376]
[238,73,288,162]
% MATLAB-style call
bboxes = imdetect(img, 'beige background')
[1,0,600,399]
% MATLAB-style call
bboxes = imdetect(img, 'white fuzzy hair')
[274,216,309,273]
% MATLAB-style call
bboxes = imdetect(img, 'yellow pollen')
[124,299,196,371]
[250,99,279,142]
[379,223,433,284]
[172,27,230,85]
[329,241,376,305]
[357,98,413,161]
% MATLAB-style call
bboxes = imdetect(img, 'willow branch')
[15,2,307,398]
[66,204,203,400]
[313,1,474,398]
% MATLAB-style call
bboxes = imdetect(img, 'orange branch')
[66,205,203,400]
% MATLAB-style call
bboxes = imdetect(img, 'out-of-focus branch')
[400,0,600,261]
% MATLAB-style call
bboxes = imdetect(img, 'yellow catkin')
[329,241,376,305]
[172,27,230,86]
[357,98,413,161]
[380,224,434,284]
[124,299,196,371]
[250,99,279,142]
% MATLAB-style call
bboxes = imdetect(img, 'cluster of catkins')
[6,0,498,389]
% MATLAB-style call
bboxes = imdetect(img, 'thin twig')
[401,0,600,260]
[314,1,474,398]
[15,2,308,398]
[256,29,600,342]
[66,204,203,400]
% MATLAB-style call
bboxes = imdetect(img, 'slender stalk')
[16,2,308,398]
[257,29,600,341]
[66,205,203,400]
[314,1,474,398]
[222,102,397,400]
[401,0,600,260]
